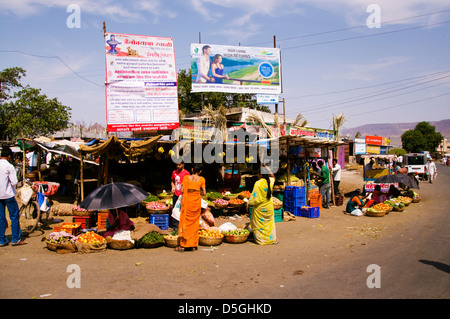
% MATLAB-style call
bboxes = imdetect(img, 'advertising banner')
[104,32,179,132]
[365,135,384,146]
[190,43,281,94]
[256,94,279,104]
[355,143,366,155]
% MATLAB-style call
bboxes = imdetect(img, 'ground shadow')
[419,259,450,274]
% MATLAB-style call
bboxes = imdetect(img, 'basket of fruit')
[222,229,250,244]
[213,198,229,209]
[71,205,96,216]
[238,190,252,200]
[199,229,223,246]
[45,231,78,254]
[272,197,283,210]
[146,201,170,213]
[397,196,412,206]
[75,231,107,253]
[228,198,244,208]
[163,234,180,248]
[393,201,406,211]
[137,231,165,248]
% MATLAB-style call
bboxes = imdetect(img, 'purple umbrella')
[80,182,148,211]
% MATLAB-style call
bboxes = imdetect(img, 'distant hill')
[341,119,450,147]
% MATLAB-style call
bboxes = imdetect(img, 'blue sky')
[1,0,449,131]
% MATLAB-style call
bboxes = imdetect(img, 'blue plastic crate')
[284,205,302,216]
[284,196,306,208]
[300,206,320,218]
[284,186,305,198]
[149,214,169,230]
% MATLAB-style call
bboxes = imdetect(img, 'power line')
[246,8,450,47]
[0,49,103,88]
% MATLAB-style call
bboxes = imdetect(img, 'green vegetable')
[143,195,159,202]
[222,229,250,236]
[137,231,165,245]
[207,192,223,199]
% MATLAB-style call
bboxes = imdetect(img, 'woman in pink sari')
[104,208,134,237]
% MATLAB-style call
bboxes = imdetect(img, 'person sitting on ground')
[345,189,367,216]
[372,184,387,204]
[104,208,135,238]
[387,185,401,199]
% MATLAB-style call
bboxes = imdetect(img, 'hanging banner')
[190,43,281,94]
[104,32,179,132]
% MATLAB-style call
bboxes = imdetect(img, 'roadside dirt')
[0,167,431,299]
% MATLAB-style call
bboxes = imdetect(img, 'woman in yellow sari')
[249,165,278,245]
[176,165,206,252]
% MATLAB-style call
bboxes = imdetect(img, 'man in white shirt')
[196,45,214,83]
[331,158,341,195]
[26,148,38,172]
[0,147,27,246]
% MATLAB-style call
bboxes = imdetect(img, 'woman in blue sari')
[211,54,229,83]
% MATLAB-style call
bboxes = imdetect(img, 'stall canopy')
[79,135,163,157]
[33,137,98,165]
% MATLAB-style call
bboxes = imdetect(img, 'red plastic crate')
[97,212,109,230]
[73,216,94,229]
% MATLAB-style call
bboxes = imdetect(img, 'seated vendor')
[387,185,401,199]
[104,208,135,238]
[199,199,216,230]
[346,189,367,216]
[372,184,387,204]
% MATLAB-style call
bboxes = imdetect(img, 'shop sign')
[365,135,384,145]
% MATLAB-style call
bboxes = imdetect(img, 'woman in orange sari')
[176,165,206,252]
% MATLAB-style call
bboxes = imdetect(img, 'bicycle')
[18,180,60,234]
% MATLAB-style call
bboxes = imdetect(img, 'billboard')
[104,32,179,132]
[190,43,281,94]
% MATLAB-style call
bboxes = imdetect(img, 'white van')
[404,153,427,179]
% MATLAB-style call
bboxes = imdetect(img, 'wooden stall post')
[79,151,84,201]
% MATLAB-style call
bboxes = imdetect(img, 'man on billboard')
[196,45,215,83]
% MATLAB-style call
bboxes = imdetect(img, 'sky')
[1,0,449,132]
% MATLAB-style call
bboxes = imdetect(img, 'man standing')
[426,159,437,183]
[171,163,190,229]
[317,160,331,209]
[0,147,27,247]
[331,158,341,196]
[196,45,215,83]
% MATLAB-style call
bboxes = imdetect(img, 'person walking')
[171,162,190,230]
[426,159,437,183]
[0,147,27,247]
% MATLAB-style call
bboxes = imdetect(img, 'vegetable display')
[143,194,159,202]
[239,191,252,198]
[213,199,229,206]
[207,192,223,199]
[229,198,244,205]
[372,203,391,211]
[146,201,168,210]
[47,231,78,244]
[138,231,165,245]
[77,231,105,244]
[199,229,223,238]
[272,197,282,206]
[222,229,249,236]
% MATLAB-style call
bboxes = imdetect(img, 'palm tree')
[202,104,228,141]
[293,113,308,127]
[246,111,276,138]
[332,113,347,141]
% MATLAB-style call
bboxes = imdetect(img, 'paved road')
[277,163,450,299]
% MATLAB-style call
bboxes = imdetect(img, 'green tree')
[0,67,71,141]
[401,121,443,152]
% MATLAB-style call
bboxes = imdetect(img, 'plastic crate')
[284,186,305,198]
[73,216,94,229]
[300,206,320,218]
[284,196,306,208]
[149,214,169,230]
[283,205,302,216]
[97,212,109,231]
[309,193,322,207]
[53,223,81,235]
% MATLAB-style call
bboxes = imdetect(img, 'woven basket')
[157,194,173,200]
[239,194,251,200]
[394,206,405,212]
[273,204,282,210]
[46,240,77,253]
[146,207,170,214]
[412,197,420,203]
[199,235,223,246]
[208,196,223,202]
[164,236,180,248]
[72,209,96,216]
[223,194,238,200]
[139,241,164,248]
[106,237,134,250]
[366,210,387,217]
[229,202,244,208]
[223,234,249,244]
[214,203,229,209]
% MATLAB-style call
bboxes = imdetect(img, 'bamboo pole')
[79,151,84,201]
